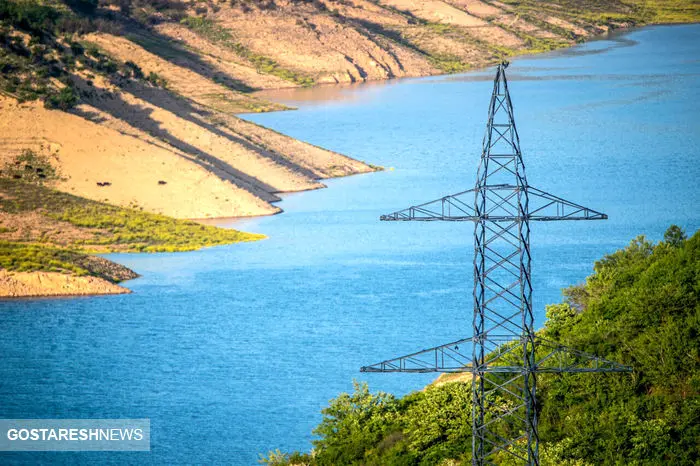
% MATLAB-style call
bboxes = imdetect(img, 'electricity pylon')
[361,62,632,465]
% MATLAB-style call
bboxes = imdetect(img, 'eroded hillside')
[1,0,697,220]
[153,0,698,84]
[0,0,377,220]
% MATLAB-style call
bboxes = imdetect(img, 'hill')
[262,226,700,465]
[0,0,378,220]
[2,0,698,218]
[1,1,698,292]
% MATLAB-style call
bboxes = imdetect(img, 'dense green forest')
[262,226,700,465]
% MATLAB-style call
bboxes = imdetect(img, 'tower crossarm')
[360,338,473,373]
[526,186,608,221]
[360,337,632,374]
[379,185,607,222]
[534,338,633,373]
[379,189,478,221]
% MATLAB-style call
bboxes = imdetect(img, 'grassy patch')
[518,33,571,54]
[624,0,700,23]
[180,16,315,87]
[429,53,471,73]
[424,22,453,35]
[0,241,91,275]
[0,178,265,253]
[52,204,263,252]
[0,241,139,281]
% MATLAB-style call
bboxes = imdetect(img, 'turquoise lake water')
[1,24,699,464]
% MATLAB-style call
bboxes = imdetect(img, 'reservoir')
[1,24,699,465]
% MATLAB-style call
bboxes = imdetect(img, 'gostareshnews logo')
[0,419,150,451]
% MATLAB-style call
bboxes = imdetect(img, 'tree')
[663,225,687,247]
[312,381,398,465]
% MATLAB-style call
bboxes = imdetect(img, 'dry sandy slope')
[154,22,297,90]
[0,0,642,224]
[214,7,437,84]
[0,29,376,220]
[0,270,130,297]
[169,0,584,87]
[84,31,285,114]
[84,33,371,177]
[0,97,277,219]
[178,0,435,85]
[382,0,487,27]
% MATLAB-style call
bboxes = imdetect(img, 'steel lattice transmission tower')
[361,63,632,465]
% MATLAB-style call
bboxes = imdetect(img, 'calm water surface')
[1,25,699,465]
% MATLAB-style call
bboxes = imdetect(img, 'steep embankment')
[262,227,700,465]
[159,0,699,83]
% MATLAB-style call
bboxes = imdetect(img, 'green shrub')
[0,0,60,36]
[147,71,167,87]
[1,149,59,184]
[64,0,99,14]
[44,85,78,110]
[124,60,144,79]
[0,241,90,275]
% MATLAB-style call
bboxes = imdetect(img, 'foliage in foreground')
[261,226,700,465]
[0,178,264,254]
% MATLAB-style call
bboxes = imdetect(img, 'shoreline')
[0,179,265,299]
[247,22,661,107]
[3,19,697,299]
[0,270,134,300]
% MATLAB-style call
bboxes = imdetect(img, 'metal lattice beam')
[360,338,631,374]
[379,185,607,222]
[361,62,631,466]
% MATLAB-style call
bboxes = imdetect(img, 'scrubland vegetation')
[0,177,263,277]
[0,177,264,253]
[180,16,315,86]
